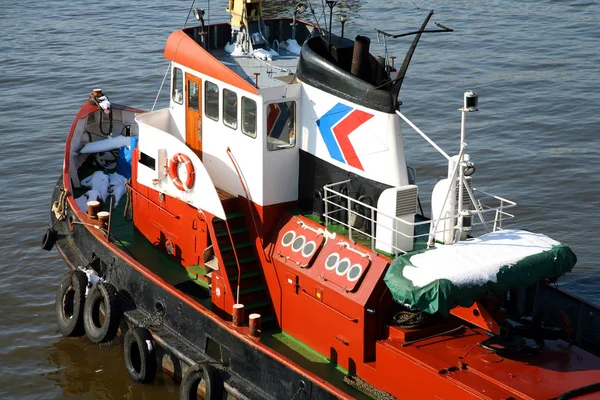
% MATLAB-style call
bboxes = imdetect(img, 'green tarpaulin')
[384,231,577,315]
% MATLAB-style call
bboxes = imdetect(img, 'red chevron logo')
[332,109,374,170]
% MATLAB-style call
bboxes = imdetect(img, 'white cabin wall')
[135,111,226,219]
[261,84,302,205]
[202,85,263,204]
[300,84,409,188]
[167,62,266,203]
[169,63,186,143]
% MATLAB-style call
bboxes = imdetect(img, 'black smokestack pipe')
[351,35,371,81]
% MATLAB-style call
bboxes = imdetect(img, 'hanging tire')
[55,270,88,337]
[83,281,121,343]
[42,228,57,251]
[124,327,157,383]
[179,364,222,400]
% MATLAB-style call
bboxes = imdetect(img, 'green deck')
[75,169,376,398]
[260,331,375,399]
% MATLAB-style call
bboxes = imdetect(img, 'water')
[1,0,598,398]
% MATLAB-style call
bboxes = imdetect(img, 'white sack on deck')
[79,135,131,154]
[224,42,245,56]
[282,39,301,55]
[109,172,128,207]
[81,171,109,201]
[251,48,278,61]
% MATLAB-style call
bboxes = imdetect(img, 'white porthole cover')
[347,264,363,282]
[302,240,317,258]
[325,253,339,270]
[336,258,351,276]
[291,235,306,252]
[281,230,296,247]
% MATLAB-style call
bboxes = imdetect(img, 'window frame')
[266,100,297,151]
[187,80,199,111]
[222,88,238,130]
[204,81,219,121]
[171,67,184,105]
[241,96,257,138]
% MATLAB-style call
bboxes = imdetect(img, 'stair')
[185,264,210,289]
[213,200,277,328]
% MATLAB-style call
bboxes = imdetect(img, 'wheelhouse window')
[266,101,296,150]
[223,89,237,130]
[241,97,257,138]
[188,80,199,111]
[205,81,219,121]
[172,67,183,105]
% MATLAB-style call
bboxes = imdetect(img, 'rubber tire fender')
[124,327,157,383]
[42,228,58,251]
[55,270,88,337]
[83,281,121,343]
[179,364,222,400]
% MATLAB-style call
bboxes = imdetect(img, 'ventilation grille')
[455,177,472,210]
[396,185,418,216]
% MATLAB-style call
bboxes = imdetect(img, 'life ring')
[124,327,157,383]
[179,364,222,400]
[42,228,58,251]
[83,281,121,343]
[169,153,195,191]
[55,270,88,337]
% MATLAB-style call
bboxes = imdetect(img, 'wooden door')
[185,74,203,160]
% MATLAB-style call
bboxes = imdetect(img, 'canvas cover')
[384,230,577,315]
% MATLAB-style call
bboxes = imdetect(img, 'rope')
[151,63,171,112]
[343,375,396,400]
[140,308,165,329]
[290,383,305,400]
[392,309,438,329]
[124,179,133,221]
[52,188,68,221]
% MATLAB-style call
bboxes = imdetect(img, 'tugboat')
[44,1,600,398]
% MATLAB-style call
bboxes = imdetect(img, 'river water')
[1,0,598,398]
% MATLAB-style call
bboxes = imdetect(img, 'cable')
[151,62,170,112]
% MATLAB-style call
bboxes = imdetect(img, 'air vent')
[396,185,418,216]
[455,177,472,210]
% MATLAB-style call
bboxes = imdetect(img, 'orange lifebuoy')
[169,153,195,191]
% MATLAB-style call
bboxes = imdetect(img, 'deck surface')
[212,47,300,89]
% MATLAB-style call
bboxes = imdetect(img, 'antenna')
[372,10,452,96]
[325,0,338,51]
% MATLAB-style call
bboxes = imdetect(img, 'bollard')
[97,211,110,229]
[87,200,101,218]
[249,313,261,337]
[233,304,245,327]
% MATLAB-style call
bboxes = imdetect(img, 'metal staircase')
[212,201,276,326]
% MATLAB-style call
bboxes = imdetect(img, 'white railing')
[322,179,516,255]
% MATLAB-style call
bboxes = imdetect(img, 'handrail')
[322,178,516,254]
[226,147,284,320]
[200,209,242,305]
[225,147,268,261]
[224,218,242,305]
